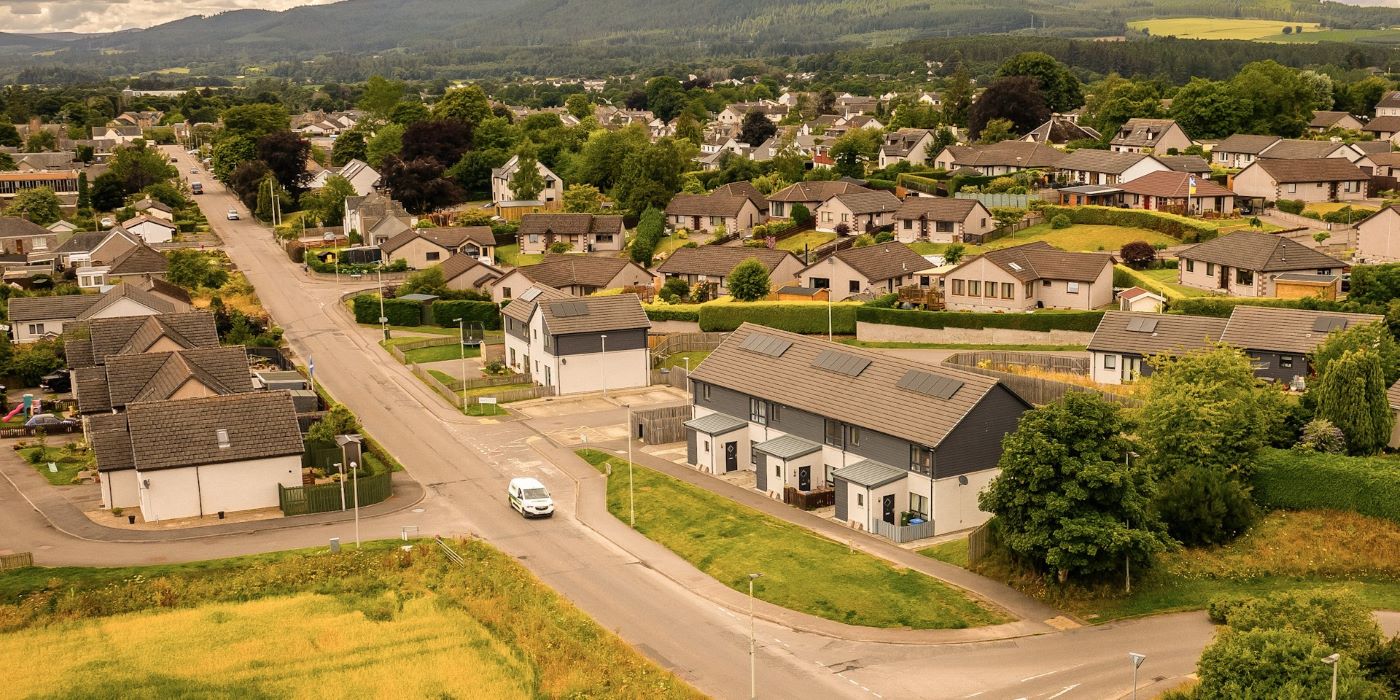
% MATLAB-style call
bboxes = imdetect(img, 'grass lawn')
[1134,267,1213,298]
[379,325,459,337]
[18,445,93,486]
[920,539,969,568]
[843,340,1087,351]
[0,541,700,699]
[461,382,531,398]
[774,229,836,254]
[1303,202,1378,219]
[987,223,1178,253]
[575,449,1009,629]
[1127,17,1320,41]
[401,343,479,364]
[936,510,1400,623]
[466,403,509,417]
[644,233,698,260]
[494,243,544,268]
[908,241,985,257]
[659,350,710,370]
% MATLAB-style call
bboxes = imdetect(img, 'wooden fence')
[807,235,857,264]
[872,518,935,544]
[942,358,1141,408]
[964,214,1042,246]
[463,385,554,407]
[278,470,392,516]
[783,487,836,510]
[247,346,296,370]
[967,519,997,566]
[0,552,33,570]
[944,351,1089,375]
[649,331,728,356]
[411,364,466,408]
[650,367,689,390]
[633,404,691,444]
[297,411,329,433]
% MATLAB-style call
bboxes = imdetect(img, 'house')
[878,129,936,167]
[131,198,174,221]
[1362,116,1400,145]
[767,181,872,219]
[656,246,805,297]
[1087,311,1227,385]
[517,213,625,255]
[0,171,80,201]
[931,141,1064,176]
[1309,111,1366,133]
[892,197,993,244]
[438,254,503,294]
[0,216,61,261]
[1356,205,1400,263]
[1021,116,1101,147]
[800,242,929,301]
[1156,155,1213,176]
[8,281,191,343]
[379,226,496,269]
[74,346,254,415]
[1257,139,1363,162]
[685,323,1031,537]
[121,215,177,244]
[501,285,650,395]
[1117,287,1166,313]
[1211,135,1282,169]
[53,228,140,286]
[1376,91,1400,117]
[1055,149,1172,186]
[46,220,78,235]
[490,255,655,302]
[664,192,764,236]
[813,190,902,234]
[1219,306,1384,384]
[1231,159,1368,203]
[306,158,380,197]
[712,181,768,215]
[1388,380,1400,450]
[1176,230,1347,297]
[1118,171,1235,214]
[90,125,144,144]
[64,310,221,369]
[490,155,563,205]
[106,244,169,281]
[1108,119,1192,154]
[1359,151,1400,178]
[89,391,305,522]
[942,242,1114,312]
[343,192,412,245]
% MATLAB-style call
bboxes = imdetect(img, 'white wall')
[128,220,175,244]
[102,469,141,510]
[931,468,997,535]
[12,318,65,343]
[554,347,649,395]
[138,466,201,521]
[91,297,162,321]
[196,455,302,515]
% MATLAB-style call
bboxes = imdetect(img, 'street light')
[1323,653,1340,700]
[378,265,389,341]
[748,572,764,700]
[335,461,346,511]
[827,256,835,342]
[625,403,635,527]
[454,317,467,402]
[600,334,608,398]
[350,460,361,548]
[1129,652,1146,700]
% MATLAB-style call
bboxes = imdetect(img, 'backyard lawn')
[658,350,710,370]
[1133,267,1212,298]
[494,243,544,267]
[774,229,836,254]
[18,445,93,486]
[575,449,1009,629]
[401,343,479,364]
[985,223,1177,252]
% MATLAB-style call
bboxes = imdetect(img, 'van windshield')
[521,488,549,500]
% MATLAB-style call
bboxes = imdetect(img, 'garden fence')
[941,358,1141,408]
[967,520,997,565]
[955,192,1040,209]
[783,487,836,510]
[871,519,935,543]
[632,404,691,445]
[0,552,33,570]
[944,351,1089,375]
[278,471,391,516]
[649,367,690,390]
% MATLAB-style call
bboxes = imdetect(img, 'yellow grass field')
[1128,17,1321,41]
[5,593,532,698]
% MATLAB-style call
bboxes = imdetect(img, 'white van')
[507,477,554,518]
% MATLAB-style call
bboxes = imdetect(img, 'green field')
[988,223,1178,252]
[402,343,479,364]
[775,229,836,254]
[494,243,544,267]
[576,448,1009,629]
[1128,17,1321,41]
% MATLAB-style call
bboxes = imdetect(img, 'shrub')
[1293,418,1346,453]
[855,307,1104,332]
[1167,295,1386,319]
[643,304,701,322]
[699,302,857,334]
[834,223,851,236]
[865,293,899,309]
[1252,448,1400,523]
[1276,199,1305,215]
[790,203,812,228]
[352,295,423,326]
[1037,205,1216,242]
[1154,464,1257,546]
[1119,241,1156,269]
[1050,214,1071,229]
[285,240,305,264]
[1196,628,1388,700]
[726,258,772,302]
[429,300,501,330]
[873,230,894,243]
[1219,590,1383,657]
[944,243,966,264]
[659,278,690,303]
[547,241,572,254]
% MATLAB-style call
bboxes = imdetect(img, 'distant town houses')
[656,246,804,298]
[1108,118,1192,154]
[307,158,380,197]
[1230,158,1368,204]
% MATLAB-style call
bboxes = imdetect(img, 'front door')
[798,466,811,491]
[724,442,737,472]
[1219,265,1229,289]
[882,494,896,525]
[1122,356,1141,382]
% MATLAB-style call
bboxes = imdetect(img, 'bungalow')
[892,197,993,244]
[1359,152,1400,179]
[713,181,768,216]
[1087,311,1228,385]
[1021,116,1101,146]
[800,242,929,301]
[685,323,1031,537]
[878,129,935,167]
[1055,149,1171,186]
[517,213,625,255]
[664,192,764,237]
[89,391,305,522]
[131,198,174,221]
[1356,205,1400,263]
[490,155,563,205]
[52,228,140,286]
[656,246,805,297]
[501,285,650,394]
[930,141,1064,176]
[942,242,1114,312]
[121,215,177,244]
[74,346,254,415]
[379,226,496,269]
[438,254,503,294]
[1219,306,1384,384]
[1376,91,1400,117]
[64,310,220,369]
[1257,139,1363,162]
[490,255,655,302]
[106,244,169,282]
[1309,111,1366,133]
[0,216,61,258]
[1362,116,1400,145]
[46,220,78,235]
[814,190,902,234]
[1176,230,1346,297]
[1108,118,1192,154]
[7,281,190,343]
[90,125,143,144]
[1211,135,1283,169]
[1118,171,1235,215]
[1231,159,1368,203]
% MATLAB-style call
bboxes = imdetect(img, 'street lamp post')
[683,356,691,402]
[1323,653,1340,700]
[625,403,635,527]
[454,317,467,400]
[351,460,361,548]
[600,334,608,398]
[1129,652,1146,700]
[378,266,389,341]
[335,462,346,511]
[827,256,835,342]
[748,572,763,700]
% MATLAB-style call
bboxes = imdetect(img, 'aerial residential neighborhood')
[1,1,1400,698]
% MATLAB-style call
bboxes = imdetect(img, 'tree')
[1313,320,1400,386]
[1313,348,1394,455]
[630,207,665,266]
[1196,629,1388,700]
[979,392,1166,583]
[0,123,19,148]
[255,131,312,195]
[432,85,493,130]
[790,203,812,228]
[0,153,14,171]
[976,118,1016,144]
[211,134,256,183]
[562,183,605,213]
[331,129,368,167]
[221,104,289,140]
[674,112,703,146]
[302,175,357,227]
[565,93,593,121]
[359,75,405,118]
[24,130,56,152]
[1119,241,1156,269]
[727,258,771,302]
[967,77,1050,140]
[9,341,62,386]
[76,172,90,213]
[1230,60,1324,138]
[400,120,471,167]
[398,266,448,297]
[888,101,941,130]
[508,152,546,201]
[942,67,974,126]
[613,138,691,215]
[305,404,361,448]
[644,76,687,123]
[1348,263,1400,307]
[389,101,430,126]
[944,243,966,264]
[109,142,175,194]
[380,156,463,214]
[365,123,406,169]
[228,161,272,210]
[660,278,690,302]
[1170,78,1251,140]
[4,187,61,225]
[166,249,229,290]
[89,172,126,212]
[817,88,837,115]
[739,111,776,147]
[995,52,1083,113]
[571,125,650,192]
[829,128,881,178]
[1082,74,1163,137]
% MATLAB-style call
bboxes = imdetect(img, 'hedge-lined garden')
[1037,205,1218,243]
[855,307,1105,332]
[1253,448,1400,523]
[352,294,501,330]
[698,302,858,334]
[1168,295,1384,319]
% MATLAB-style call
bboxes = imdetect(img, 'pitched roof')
[517,213,624,238]
[656,246,800,278]
[1257,140,1353,160]
[438,254,501,285]
[106,245,169,276]
[1353,140,1393,155]
[1087,311,1228,356]
[767,180,870,203]
[132,197,173,214]
[75,282,186,321]
[1119,171,1233,198]
[690,323,1020,449]
[52,231,110,256]
[64,311,220,368]
[664,193,754,218]
[1248,158,1367,183]
[1362,115,1400,134]
[380,226,496,255]
[1178,230,1345,272]
[8,293,99,322]
[818,241,930,283]
[1310,111,1360,129]
[79,346,252,413]
[0,216,52,239]
[514,254,649,289]
[1023,117,1100,145]
[88,413,134,472]
[826,190,902,215]
[121,214,177,231]
[1388,379,1400,411]
[712,181,766,208]
[1213,134,1280,155]
[1220,306,1384,355]
[538,293,650,335]
[1157,155,1212,173]
[964,241,1114,283]
[1110,118,1184,148]
[1377,91,1400,110]
[123,391,305,472]
[958,141,1064,168]
[1055,148,1150,175]
[501,284,572,324]
[892,196,984,222]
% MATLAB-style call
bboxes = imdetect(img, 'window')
[502,287,512,299]
[935,221,954,233]
[1288,184,1297,194]
[952,279,964,296]
[847,425,862,447]
[841,213,849,223]
[510,348,516,366]
[980,218,988,228]
[701,383,711,400]
[27,323,44,336]
[1067,281,1080,294]
[1025,282,1034,298]
[909,493,929,519]
[1185,259,1195,273]
[703,440,710,453]
[749,398,768,425]
[1206,263,1214,276]
[770,404,782,422]
[983,283,995,298]
[532,329,537,340]
[910,446,933,476]
[857,493,864,507]
[1001,282,1014,299]
[903,219,913,230]
[544,334,552,351]
[529,234,539,244]
[1104,353,1117,370]
[810,277,830,289]
[825,464,837,487]
[1280,355,1294,369]
[596,234,613,243]
[1317,268,1332,276]
[32,237,47,251]
[1235,269,1253,285]
[710,216,721,226]
[1042,279,1052,286]
[824,419,844,447]
[848,280,860,293]
[426,251,441,261]
[968,280,981,296]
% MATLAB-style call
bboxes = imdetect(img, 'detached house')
[74,346,255,415]
[8,281,191,343]
[1176,230,1346,297]
[1356,205,1400,262]
[1118,171,1235,214]
[664,192,764,236]
[814,190,902,234]
[1109,118,1192,154]
[1363,116,1400,145]
[686,324,1031,537]
[878,129,936,167]
[0,216,60,259]
[1087,311,1228,385]
[105,244,169,282]
[379,226,496,269]
[491,155,563,205]
[1055,149,1172,187]
[1219,306,1384,384]
[767,181,871,219]
[656,247,804,297]
[344,192,412,246]
[131,198,174,221]
[490,255,655,302]
[517,213,625,255]
[64,311,221,369]
[501,285,650,394]
[942,242,1114,312]
[1021,116,1101,146]
[800,242,929,301]
[1309,111,1366,133]
[121,215,177,244]
[438,255,503,294]
[1231,159,1368,203]
[306,158,380,197]
[892,197,994,244]
[931,141,1064,176]
[1211,135,1283,169]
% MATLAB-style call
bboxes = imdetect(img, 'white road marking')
[962,692,985,698]
[1047,684,1080,699]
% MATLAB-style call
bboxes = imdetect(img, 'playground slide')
[3,403,23,422]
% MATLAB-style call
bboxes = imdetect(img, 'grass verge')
[987,223,1178,252]
[402,343,480,364]
[574,448,1009,629]
[658,350,711,370]
[494,243,544,267]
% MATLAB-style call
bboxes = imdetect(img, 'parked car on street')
[25,414,79,432]
[227,209,240,220]
[507,477,554,518]
[191,182,203,195]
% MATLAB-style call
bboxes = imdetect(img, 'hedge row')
[1114,264,1186,301]
[644,304,701,322]
[352,295,424,326]
[855,307,1104,332]
[1037,205,1218,243]
[1167,295,1386,319]
[1252,448,1400,523]
[352,295,502,329]
[699,302,858,334]
[430,300,502,330]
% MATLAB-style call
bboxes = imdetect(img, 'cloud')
[1,0,337,34]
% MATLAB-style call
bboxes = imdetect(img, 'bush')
[699,302,857,334]
[834,223,851,236]
[1050,214,1071,229]
[790,203,812,228]
[1119,241,1156,269]
[659,278,690,303]
[855,307,1104,332]
[285,240,305,264]
[1276,199,1305,215]
[1167,295,1387,319]
[1293,418,1346,453]
[643,304,701,322]
[1037,205,1216,243]
[1252,448,1400,523]
[1196,628,1388,700]
[1218,590,1383,657]
[352,295,423,326]
[429,300,501,330]
[873,230,894,243]
[864,293,899,309]
[1154,464,1257,546]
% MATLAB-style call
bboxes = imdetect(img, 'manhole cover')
[412,508,425,513]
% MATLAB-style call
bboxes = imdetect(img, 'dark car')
[39,369,71,394]
[25,414,80,432]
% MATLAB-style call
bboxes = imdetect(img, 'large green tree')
[1170,78,1251,140]
[330,129,369,167]
[941,67,974,127]
[612,137,691,215]
[4,187,61,225]
[1081,74,1163,137]
[508,151,546,201]
[995,52,1083,113]
[1230,60,1324,137]
[358,75,406,118]
[979,392,1166,583]
[829,127,881,178]
[210,134,256,183]
[739,110,777,147]
[726,258,772,302]
[365,123,406,169]
[562,183,605,213]
[1312,320,1400,386]
[302,174,358,227]
[89,172,126,212]
[221,104,289,140]
[109,142,175,194]
[967,76,1050,140]
[431,85,493,133]
[1313,347,1394,455]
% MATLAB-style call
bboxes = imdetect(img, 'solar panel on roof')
[1126,317,1159,333]
[737,332,793,357]
[811,348,872,377]
[1311,316,1346,333]
[519,287,543,302]
[549,300,591,317]
[896,369,963,400]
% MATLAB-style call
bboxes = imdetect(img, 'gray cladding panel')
[755,452,768,490]
[933,385,1027,478]
[555,328,647,355]
[687,430,698,466]
[1247,350,1309,383]
[834,479,848,521]
[505,316,529,341]
[696,382,751,421]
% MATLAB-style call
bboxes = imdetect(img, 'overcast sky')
[1,0,335,34]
